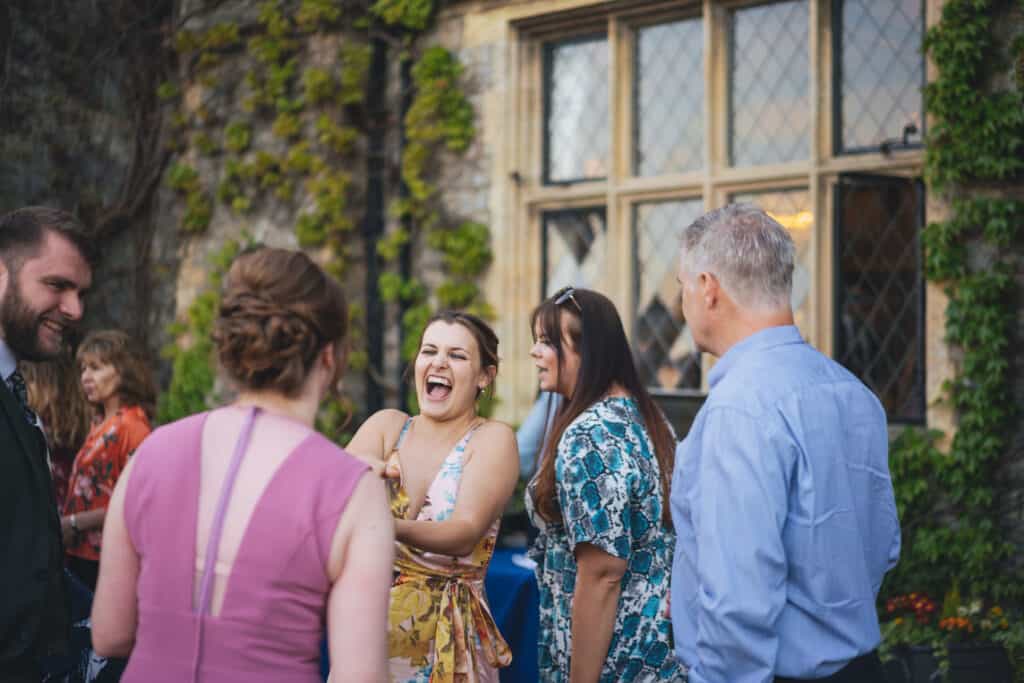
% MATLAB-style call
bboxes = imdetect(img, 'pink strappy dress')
[120,407,367,682]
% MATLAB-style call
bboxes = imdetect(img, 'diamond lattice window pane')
[633,199,705,391]
[835,175,924,421]
[838,0,924,152]
[729,1,810,166]
[543,207,607,297]
[544,36,610,183]
[731,190,814,336]
[634,18,704,176]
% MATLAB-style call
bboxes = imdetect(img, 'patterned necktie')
[7,370,37,424]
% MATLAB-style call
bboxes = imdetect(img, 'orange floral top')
[63,405,151,561]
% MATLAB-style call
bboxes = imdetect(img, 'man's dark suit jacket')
[0,377,69,677]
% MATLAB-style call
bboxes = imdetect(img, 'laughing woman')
[527,287,685,682]
[346,311,518,682]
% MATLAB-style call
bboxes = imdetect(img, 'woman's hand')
[60,516,77,547]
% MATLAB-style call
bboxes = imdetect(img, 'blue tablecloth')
[485,548,539,683]
[320,548,540,682]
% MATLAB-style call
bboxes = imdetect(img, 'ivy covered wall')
[157,0,495,435]
[882,0,1024,603]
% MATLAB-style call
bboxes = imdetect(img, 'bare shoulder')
[366,408,411,432]
[346,408,410,460]
[468,419,517,455]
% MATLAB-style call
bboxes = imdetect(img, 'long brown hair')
[22,353,91,450]
[531,288,676,528]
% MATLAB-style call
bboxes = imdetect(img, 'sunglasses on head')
[552,286,582,314]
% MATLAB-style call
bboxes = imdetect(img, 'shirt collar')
[708,325,804,389]
[0,338,17,382]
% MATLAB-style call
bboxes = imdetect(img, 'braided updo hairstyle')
[213,247,347,397]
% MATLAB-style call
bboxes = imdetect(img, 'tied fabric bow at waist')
[389,555,512,682]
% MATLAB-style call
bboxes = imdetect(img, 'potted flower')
[879,589,1020,682]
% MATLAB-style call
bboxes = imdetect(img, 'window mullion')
[607,13,632,318]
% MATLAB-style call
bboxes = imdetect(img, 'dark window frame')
[540,206,608,298]
[542,33,610,186]
[831,0,927,156]
[832,172,926,423]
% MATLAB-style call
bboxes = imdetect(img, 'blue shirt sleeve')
[556,421,632,560]
[516,392,561,479]
[689,407,791,683]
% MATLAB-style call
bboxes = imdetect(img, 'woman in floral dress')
[527,287,687,682]
[61,330,156,592]
[346,311,519,682]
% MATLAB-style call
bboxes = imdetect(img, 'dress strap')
[195,405,259,617]
[452,420,484,455]
[392,416,414,452]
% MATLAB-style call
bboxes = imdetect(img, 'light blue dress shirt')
[0,337,17,383]
[515,391,562,479]
[670,325,900,683]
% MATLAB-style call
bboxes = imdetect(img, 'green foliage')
[272,111,302,139]
[399,47,475,211]
[376,227,410,261]
[166,0,495,436]
[167,163,213,232]
[167,162,200,192]
[922,1,1024,191]
[200,23,242,51]
[283,140,324,175]
[158,239,243,423]
[339,43,372,105]
[296,0,343,32]
[314,114,357,154]
[370,0,433,31]
[409,47,475,153]
[429,221,492,277]
[193,132,219,156]
[156,81,180,101]
[182,191,213,232]
[224,121,252,153]
[882,0,1024,643]
[303,67,336,106]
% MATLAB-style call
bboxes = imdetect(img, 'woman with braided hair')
[91,247,393,682]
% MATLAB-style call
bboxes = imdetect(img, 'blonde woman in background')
[22,351,91,509]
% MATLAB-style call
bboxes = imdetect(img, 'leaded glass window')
[729,0,810,166]
[835,0,924,153]
[542,207,607,297]
[633,199,705,391]
[543,36,610,184]
[731,189,814,336]
[634,18,704,176]
[835,174,924,422]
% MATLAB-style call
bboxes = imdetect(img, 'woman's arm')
[63,412,149,544]
[395,421,519,557]
[91,457,141,657]
[60,508,107,546]
[345,408,408,463]
[569,543,627,683]
[326,474,395,682]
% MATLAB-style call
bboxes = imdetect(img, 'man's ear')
[697,271,719,309]
[0,259,9,301]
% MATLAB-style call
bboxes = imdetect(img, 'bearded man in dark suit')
[0,207,94,682]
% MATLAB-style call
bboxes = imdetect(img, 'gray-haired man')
[669,204,900,683]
